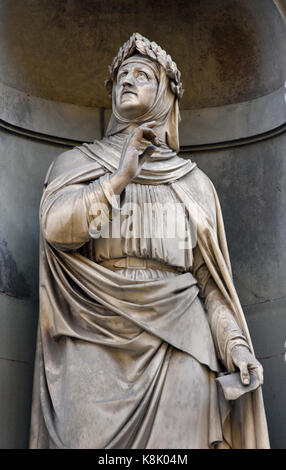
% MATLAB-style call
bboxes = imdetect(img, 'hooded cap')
[105,33,183,152]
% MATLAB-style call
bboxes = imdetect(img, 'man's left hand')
[231,344,264,386]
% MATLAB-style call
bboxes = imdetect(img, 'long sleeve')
[192,245,250,371]
[42,173,120,251]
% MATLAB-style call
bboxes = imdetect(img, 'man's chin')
[120,96,138,106]
[117,103,145,120]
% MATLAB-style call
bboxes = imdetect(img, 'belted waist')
[98,256,182,274]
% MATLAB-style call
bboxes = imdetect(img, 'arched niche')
[0,0,285,448]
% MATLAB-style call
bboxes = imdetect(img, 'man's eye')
[137,71,148,80]
[118,72,128,80]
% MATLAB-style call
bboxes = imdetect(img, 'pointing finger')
[132,127,160,147]
[142,128,161,146]
[142,121,156,128]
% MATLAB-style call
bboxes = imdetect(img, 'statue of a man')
[30,33,269,449]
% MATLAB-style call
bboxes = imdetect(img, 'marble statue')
[30,33,270,449]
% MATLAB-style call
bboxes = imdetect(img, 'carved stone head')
[105,32,183,100]
[105,33,183,151]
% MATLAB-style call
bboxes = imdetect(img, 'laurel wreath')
[105,33,184,100]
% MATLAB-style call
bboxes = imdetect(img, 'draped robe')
[29,134,270,449]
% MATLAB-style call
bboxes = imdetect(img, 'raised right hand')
[110,122,160,194]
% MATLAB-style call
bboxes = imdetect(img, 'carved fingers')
[231,345,264,387]
[138,144,156,169]
[118,122,161,183]
[129,121,160,148]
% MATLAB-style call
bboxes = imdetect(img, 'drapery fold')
[30,140,269,449]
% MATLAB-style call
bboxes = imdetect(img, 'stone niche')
[0,0,285,448]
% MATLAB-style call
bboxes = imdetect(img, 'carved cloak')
[29,141,270,449]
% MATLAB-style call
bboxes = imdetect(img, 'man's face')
[114,61,158,120]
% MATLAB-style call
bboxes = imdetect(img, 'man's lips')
[121,90,137,96]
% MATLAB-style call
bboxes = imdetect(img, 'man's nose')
[122,72,135,87]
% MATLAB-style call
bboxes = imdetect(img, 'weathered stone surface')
[0,129,59,448]
[244,297,286,449]
[186,132,286,449]
[179,85,286,146]
[0,130,60,300]
[0,292,39,448]
[0,359,34,448]
[0,82,102,142]
[0,0,285,109]
[0,235,30,299]
[189,131,286,306]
